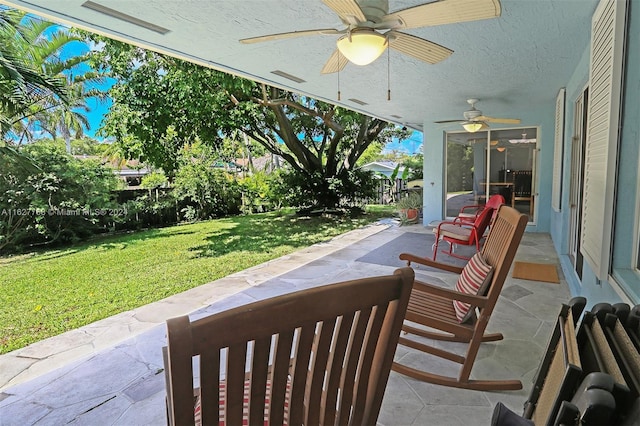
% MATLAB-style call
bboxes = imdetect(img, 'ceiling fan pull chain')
[387,45,391,101]
[337,54,341,100]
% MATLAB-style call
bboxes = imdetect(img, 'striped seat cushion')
[194,379,290,426]
[436,223,473,240]
[453,253,494,323]
[458,211,478,219]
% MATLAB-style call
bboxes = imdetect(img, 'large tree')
[87,35,405,207]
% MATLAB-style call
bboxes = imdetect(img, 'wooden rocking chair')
[163,268,414,426]
[394,205,528,391]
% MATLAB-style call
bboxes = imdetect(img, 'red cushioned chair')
[455,194,505,225]
[433,204,494,261]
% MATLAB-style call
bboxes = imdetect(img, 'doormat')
[512,261,560,284]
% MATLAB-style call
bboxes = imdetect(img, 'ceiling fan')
[435,98,521,132]
[240,0,502,74]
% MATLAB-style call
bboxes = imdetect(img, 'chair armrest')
[413,280,489,308]
[459,204,481,214]
[453,216,474,224]
[436,220,475,232]
[399,253,464,274]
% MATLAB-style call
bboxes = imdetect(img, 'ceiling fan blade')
[383,0,501,30]
[322,0,366,23]
[476,115,521,124]
[434,119,465,124]
[321,49,348,74]
[388,32,453,64]
[240,28,341,44]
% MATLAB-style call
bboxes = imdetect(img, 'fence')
[366,178,413,205]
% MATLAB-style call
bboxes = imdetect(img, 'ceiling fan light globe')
[462,121,483,133]
[337,31,387,66]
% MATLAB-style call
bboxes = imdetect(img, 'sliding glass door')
[445,127,537,222]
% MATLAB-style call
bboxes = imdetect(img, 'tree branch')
[343,118,386,172]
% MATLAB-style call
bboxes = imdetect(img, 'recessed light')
[270,70,305,83]
[82,1,170,34]
[348,98,368,106]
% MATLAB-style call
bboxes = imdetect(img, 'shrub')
[238,171,279,214]
[271,168,377,210]
[0,143,120,252]
[173,164,241,220]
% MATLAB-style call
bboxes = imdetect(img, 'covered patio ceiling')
[2,0,598,131]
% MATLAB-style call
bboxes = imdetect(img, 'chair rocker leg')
[402,324,503,343]
[392,362,523,391]
[440,248,473,261]
[432,236,441,260]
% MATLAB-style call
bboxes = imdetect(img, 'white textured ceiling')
[1,0,598,131]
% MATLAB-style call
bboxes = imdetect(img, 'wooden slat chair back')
[395,205,528,391]
[583,304,640,422]
[524,302,584,424]
[589,303,640,398]
[576,311,631,407]
[163,267,414,426]
[496,300,640,425]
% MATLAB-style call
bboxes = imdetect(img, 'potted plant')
[396,191,422,224]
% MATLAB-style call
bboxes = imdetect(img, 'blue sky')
[383,131,423,156]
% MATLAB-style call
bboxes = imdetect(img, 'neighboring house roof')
[73,155,152,179]
[359,161,406,178]
[213,160,243,170]
[235,154,284,173]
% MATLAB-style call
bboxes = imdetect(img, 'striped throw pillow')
[194,379,291,426]
[453,253,494,323]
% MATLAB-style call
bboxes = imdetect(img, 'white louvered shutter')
[581,0,627,280]
[552,88,566,212]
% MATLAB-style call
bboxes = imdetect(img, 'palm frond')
[0,145,41,173]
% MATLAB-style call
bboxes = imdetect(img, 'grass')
[0,206,395,354]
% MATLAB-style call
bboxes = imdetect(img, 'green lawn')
[0,207,394,354]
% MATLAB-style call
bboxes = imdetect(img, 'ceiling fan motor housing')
[463,109,482,120]
[357,0,389,23]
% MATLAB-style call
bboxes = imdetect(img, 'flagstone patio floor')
[0,220,572,425]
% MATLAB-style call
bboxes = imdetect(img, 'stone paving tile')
[515,291,572,322]
[410,404,495,426]
[532,320,556,350]
[378,373,425,426]
[66,395,131,426]
[405,376,491,407]
[0,226,573,426]
[487,298,543,340]
[0,357,36,391]
[501,284,533,301]
[122,370,165,403]
[112,390,166,426]
[489,338,545,377]
[17,330,95,360]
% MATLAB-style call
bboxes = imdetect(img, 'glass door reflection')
[445,128,537,222]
